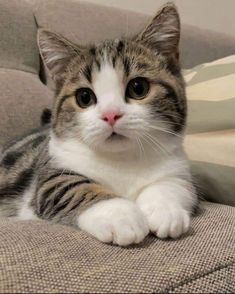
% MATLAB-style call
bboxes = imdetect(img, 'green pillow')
[184,55,235,206]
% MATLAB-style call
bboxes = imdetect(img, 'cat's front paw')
[137,198,190,239]
[77,198,149,246]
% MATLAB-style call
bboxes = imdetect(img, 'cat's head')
[38,2,186,155]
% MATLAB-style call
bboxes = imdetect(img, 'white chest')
[49,137,186,200]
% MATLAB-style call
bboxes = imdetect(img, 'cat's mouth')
[107,132,126,141]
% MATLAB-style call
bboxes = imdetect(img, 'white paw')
[77,198,149,246]
[137,199,190,239]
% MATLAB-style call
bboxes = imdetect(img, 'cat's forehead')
[92,61,124,105]
[68,39,164,86]
[89,39,130,73]
[91,39,160,68]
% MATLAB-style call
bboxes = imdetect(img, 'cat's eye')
[75,88,97,108]
[126,77,150,100]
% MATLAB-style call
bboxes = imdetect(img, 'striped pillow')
[184,55,235,206]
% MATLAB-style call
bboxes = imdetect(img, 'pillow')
[184,55,235,206]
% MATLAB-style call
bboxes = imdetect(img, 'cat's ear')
[136,2,180,57]
[37,29,80,83]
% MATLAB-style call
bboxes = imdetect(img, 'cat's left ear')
[136,2,180,58]
[37,29,81,84]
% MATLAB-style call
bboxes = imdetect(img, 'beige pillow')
[184,55,235,206]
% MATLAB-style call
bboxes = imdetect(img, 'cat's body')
[0,3,197,246]
[0,125,189,217]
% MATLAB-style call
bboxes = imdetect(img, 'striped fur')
[0,131,116,223]
[0,3,197,246]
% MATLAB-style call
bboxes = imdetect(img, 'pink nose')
[102,111,122,126]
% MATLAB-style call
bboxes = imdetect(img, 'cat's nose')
[102,111,123,126]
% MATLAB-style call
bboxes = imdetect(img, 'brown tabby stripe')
[2,127,48,154]
[157,81,182,114]
[156,112,183,132]
[46,183,89,218]
[1,151,24,168]
[39,170,82,186]
[56,94,74,116]
[0,166,35,200]
[1,134,46,169]
[35,169,116,223]
[83,64,92,83]
[37,176,91,214]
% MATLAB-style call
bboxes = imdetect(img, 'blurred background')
[84,0,235,36]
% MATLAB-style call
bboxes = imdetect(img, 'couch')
[0,1,235,292]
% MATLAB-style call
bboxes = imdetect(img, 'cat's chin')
[96,135,135,154]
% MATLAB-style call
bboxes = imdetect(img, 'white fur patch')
[77,197,149,246]
[93,62,125,112]
[49,133,189,201]
[136,179,196,238]
[18,181,38,220]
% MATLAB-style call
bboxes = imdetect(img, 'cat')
[0,3,197,246]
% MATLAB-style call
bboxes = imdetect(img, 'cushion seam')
[164,260,235,292]
[0,67,38,76]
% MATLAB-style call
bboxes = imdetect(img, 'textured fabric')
[0,69,52,146]
[0,202,234,293]
[0,0,39,74]
[169,266,235,293]
[184,55,235,206]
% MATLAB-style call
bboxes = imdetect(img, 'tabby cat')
[0,3,197,246]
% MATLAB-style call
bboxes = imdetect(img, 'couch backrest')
[0,0,52,147]
[32,0,235,69]
[1,0,235,76]
[0,0,39,74]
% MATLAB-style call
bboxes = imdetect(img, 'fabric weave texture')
[1,202,234,293]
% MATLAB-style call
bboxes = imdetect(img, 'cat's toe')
[112,222,137,246]
[89,220,113,243]
[155,209,190,239]
[138,203,191,239]
[168,211,190,238]
[112,217,149,246]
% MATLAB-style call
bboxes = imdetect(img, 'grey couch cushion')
[0,0,39,74]
[0,69,52,146]
[32,0,235,69]
[0,202,234,293]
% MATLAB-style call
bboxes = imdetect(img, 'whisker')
[148,125,183,139]
[135,137,142,160]
[74,133,97,151]
[141,132,170,157]
[137,136,146,160]
[152,119,183,127]
[145,132,170,156]
[156,112,183,120]
[140,135,162,156]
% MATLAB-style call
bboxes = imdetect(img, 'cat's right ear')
[135,2,180,58]
[37,29,79,83]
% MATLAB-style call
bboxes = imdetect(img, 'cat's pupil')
[133,82,144,95]
[81,91,91,105]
